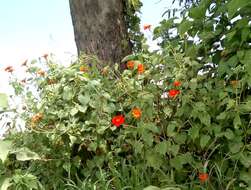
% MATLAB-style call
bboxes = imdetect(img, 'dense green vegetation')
[0,0,251,189]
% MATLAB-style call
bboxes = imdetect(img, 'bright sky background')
[0,0,176,94]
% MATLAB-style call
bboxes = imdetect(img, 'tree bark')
[69,0,132,64]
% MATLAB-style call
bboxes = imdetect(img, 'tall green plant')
[1,0,251,189]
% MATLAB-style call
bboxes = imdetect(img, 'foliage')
[1,0,251,189]
[124,0,144,52]
[0,93,8,110]
[162,0,201,18]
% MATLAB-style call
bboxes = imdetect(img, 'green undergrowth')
[0,0,251,189]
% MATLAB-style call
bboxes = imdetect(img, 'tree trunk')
[69,0,132,65]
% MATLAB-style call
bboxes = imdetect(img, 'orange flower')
[21,59,28,66]
[42,54,48,59]
[199,173,209,183]
[4,66,14,73]
[79,66,88,72]
[127,61,135,69]
[137,63,144,74]
[230,80,238,87]
[143,24,151,30]
[21,79,26,84]
[132,107,142,119]
[31,113,43,123]
[37,70,45,76]
[168,89,180,98]
[47,79,56,85]
[173,81,181,87]
[102,67,109,75]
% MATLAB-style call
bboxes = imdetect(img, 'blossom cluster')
[112,107,142,127]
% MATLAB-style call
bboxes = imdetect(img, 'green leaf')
[0,177,12,190]
[241,27,249,43]
[170,157,182,170]
[155,141,168,155]
[143,186,161,190]
[78,105,88,113]
[189,1,208,20]
[174,133,187,144]
[103,103,115,113]
[63,86,74,101]
[226,99,235,110]
[244,50,251,82]
[227,0,251,18]
[178,20,192,37]
[70,107,78,116]
[233,114,241,129]
[163,106,173,118]
[167,122,177,137]
[121,54,139,63]
[188,125,200,141]
[193,102,206,112]
[133,141,144,154]
[170,154,190,171]
[144,123,160,134]
[78,94,90,105]
[0,140,12,162]
[142,131,153,147]
[224,129,234,140]
[11,148,40,161]
[128,0,141,10]
[88,142,97,151]
[200,135,210,148]
[239,100,251,113]
[240,171,251,186]
[200,113,211,126]
[146,151,162,169]
[96,125,109,135]
[216,112,227,120]
[0,93,8,109]
[102,92,111,99]
[63,162,71,173]
[240,152,251,168]
[169,144,180,156]
[14,174,38,189]
[229,141,243,153]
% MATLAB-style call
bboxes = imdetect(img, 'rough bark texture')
[69,0,132,64]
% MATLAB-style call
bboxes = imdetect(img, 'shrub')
[0,0,251,189]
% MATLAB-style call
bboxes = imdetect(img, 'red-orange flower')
[21,59,28,67]
[132,107,142,119]
[37,70,45,76]
[112,115,125,127]
[199,173,209,183]
[127,60,135,70]
[137,63,144,74]
[143,24,151,30]
[31,113,43,123]
[168,89,180,98]
[21,79,26,84]
[173,81,181,87]
[102,67,109,75]
[42,54,48,59]
[79,66,88,72]
[47,79,56,85]
[4,66,14,73]
[230,80,238,87]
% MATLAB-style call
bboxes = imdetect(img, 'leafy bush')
[1,0,251,189]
